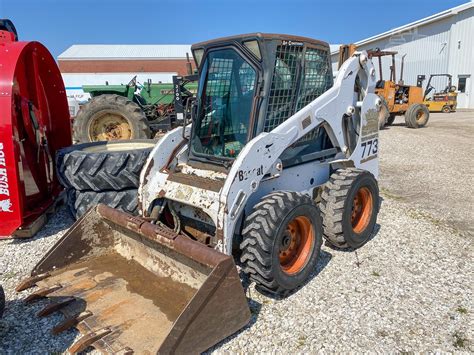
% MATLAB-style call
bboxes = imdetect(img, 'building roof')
[58,44,192,60]
[331,1,474,54]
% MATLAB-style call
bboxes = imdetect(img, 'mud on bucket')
[17,204,251,353]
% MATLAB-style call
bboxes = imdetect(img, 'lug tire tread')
[320,168,371,249]
[240,191,318,295]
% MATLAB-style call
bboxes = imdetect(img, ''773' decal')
[361,138,378,159]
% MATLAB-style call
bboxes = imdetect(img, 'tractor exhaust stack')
[17,204,250,353]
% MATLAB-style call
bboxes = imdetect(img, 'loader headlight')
[243,40,262,60]
[193,48,205,67]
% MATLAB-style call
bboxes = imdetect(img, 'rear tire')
[385,114,396,126]
[68,188,138,219]
[320,168,379,249]
[240,191,323,295]
[0,285,4,318]
[73,94,151,143]
[405,103,429,128]
[56,140,155,191]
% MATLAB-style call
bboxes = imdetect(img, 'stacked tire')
[56,140,156,219]
[0,284,4,318]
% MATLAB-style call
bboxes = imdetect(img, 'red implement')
[0,20,71,238]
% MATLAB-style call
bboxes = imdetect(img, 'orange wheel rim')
[351,187,373,234]
[279,216,314,275]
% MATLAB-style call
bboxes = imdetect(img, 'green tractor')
[73,75,198,143]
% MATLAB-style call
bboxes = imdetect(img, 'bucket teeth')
[51,311,92,335]
[24,284,62,303]
[68,327,112,353]
[16,273,51,292]
[37,297,76,317]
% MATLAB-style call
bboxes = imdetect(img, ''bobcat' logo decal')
[0,199,13,212]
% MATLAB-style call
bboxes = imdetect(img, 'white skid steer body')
[139,51,380,254]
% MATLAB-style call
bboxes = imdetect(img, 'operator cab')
[190,33,335,167]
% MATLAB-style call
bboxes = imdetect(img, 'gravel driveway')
[1,111,472,353]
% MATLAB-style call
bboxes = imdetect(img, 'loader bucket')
[17,204,250,353]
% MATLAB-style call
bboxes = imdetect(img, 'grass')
[297,334,307,348]
[407,209,443,227]
[453,332,468,349]
[372,271,381,277]
[456,306,468,315]
[380,187,405,201]
[1,270,17,280]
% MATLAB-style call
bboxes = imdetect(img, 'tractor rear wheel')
[56,140,155,191]
[405,103,430,128]
[240,191,323,295]
[67,188,138,219]
[320,168,379,249]
[73,94,151,143]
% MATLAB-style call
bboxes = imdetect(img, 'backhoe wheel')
[240,191,323,295]
[404,103,430,128]
[385,114,396,126]
[442,105,451,113]
[56,140,155,191]
[67,188,138,219]
[320,168,379,249]
[378,97,390,129]
[73,94,151,143]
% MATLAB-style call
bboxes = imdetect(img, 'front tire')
[378,97,390,129]
[73,94,151,143]
[240,191,323,295]
[442,105,451,113]
[405,103,429,128]
[320,168,379,249]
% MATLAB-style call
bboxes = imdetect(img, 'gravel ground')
[0,111,473,353]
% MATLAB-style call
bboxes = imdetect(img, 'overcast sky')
[1,0,469,57]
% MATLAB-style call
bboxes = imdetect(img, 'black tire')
[56,140,155,191]
[385,114,396,126]
[67,188,138,219]
[320,168,379,249]
[442,105,451,113]
[378,97,390,130]
[73,94,151,143]
[405,103,430,128]
[0,285,4,318]
[240,191,323,295]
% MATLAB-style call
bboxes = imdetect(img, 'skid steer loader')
[18,33,381,353]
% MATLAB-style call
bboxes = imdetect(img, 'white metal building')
[331,2,474,109]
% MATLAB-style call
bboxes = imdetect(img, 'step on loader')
[18,33,382,352]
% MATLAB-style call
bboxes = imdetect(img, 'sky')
[0,0,469,58]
